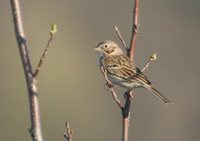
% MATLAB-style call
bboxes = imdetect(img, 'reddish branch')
[122,1,139,141]
[107,88,131,141]
[111,1,140,141]
[10,0,43,141]
[128,0,139,61]
[121,92,132,141]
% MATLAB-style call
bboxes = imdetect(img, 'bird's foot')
[105,82,114,89]
[124,91,133,99]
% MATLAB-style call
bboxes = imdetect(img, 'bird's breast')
[107,73,142,89]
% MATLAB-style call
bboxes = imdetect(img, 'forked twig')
[34,24,57,77]
[106,84,131,141]
[64,122,73,141]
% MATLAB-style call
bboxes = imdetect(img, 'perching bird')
[94,40,172,105]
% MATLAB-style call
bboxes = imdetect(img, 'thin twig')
[141,53,157,72]
[34,24,57,77]
[108,87,123,109]
[114,26,128,50]
[64,122,73,141]
[100,64,123,108]
[10,0,43,141]
[128,0,139,60]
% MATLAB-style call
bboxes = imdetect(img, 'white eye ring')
[104,45,108,48]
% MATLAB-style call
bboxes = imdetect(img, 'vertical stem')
[122,118,129,141]
[121,1,139,140]
[10,0,43,141]
[128,0,139,60]
[122,93,131,141]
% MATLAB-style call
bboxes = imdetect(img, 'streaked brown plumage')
[94,40,172,105]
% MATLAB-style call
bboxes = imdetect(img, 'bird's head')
[94,40,123,56]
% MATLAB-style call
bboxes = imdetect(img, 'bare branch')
[122,117,130,141]
[121,92,132,141]
[114,26,128,50]
[108,87,123,109]
[34,23,57,77]
[121,1,140,141]
[10,0,43,141]
[64,122,73,141]
[97,1,140,141]
[106,1,139,141]
[128,0,139,60]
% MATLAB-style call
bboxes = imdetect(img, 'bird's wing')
[103,55,152,85]
[132,72,152,86]
[103,55,137,79]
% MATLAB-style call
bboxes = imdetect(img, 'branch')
[10,0,43,141]
[128,0,139,60]
[102,64,131,141]
[107,87,123,109]
[108,1,139,141]
[114,26,128,50]
[122,92,132,141]
[121,1,139,141]
[141,53,157,72]
[64,122,73,141]
[106,88,131,141]
[34,23,57,77]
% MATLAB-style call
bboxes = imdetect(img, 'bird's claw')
[105,82,113,89]
[124,91,133,99]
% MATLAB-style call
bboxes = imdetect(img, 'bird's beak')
[93,46,101,52]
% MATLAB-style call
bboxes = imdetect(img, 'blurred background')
[0,0,200,141]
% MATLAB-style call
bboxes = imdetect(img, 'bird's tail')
[150,86,173,105]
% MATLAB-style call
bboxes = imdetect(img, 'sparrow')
[94,40,172,105]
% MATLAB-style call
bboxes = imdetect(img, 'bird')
[94,40,172,105]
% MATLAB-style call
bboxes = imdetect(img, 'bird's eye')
[104,45,108,48]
